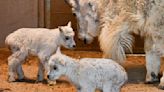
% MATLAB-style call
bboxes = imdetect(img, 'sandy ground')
[0,48,164,92]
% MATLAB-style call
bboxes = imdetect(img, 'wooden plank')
[38,0,45,27]
[45,0,51,28]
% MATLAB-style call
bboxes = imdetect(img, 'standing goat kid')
[47,49,127,92]
[6,21,76,82]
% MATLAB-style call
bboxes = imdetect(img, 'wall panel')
[0,0,39,47]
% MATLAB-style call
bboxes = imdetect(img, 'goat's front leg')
[37,62,45,82]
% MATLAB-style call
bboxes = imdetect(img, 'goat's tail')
[5,31,19,51]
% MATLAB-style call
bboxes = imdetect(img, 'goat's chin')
[65,45,75,49]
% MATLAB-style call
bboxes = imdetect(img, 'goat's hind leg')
[8,50,27,82]
[8,54,17,82]
[16,64,25,81]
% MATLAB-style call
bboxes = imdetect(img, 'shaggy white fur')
[5,22,76,82]
[65,0,164,89]
[47,49,127,92]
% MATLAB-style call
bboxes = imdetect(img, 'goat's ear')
[58,26,63,33]
[67,21,72,27]
[56,47,61,55]
[64,0,79,9]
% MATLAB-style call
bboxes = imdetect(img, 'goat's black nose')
[73,45,76,48]
[47,75,50,79]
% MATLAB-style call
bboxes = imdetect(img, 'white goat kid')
[5,21,76,82]
[47,49,127,92]
[65,0,164,89]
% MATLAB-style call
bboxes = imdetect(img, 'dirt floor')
[0,48,164,92]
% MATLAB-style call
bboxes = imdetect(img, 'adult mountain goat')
[65,0,164,89]
[6,22,76,82]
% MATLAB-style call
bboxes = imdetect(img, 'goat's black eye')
[54,65,57,70]
[72,13,76,16]
[65,37,69,40]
